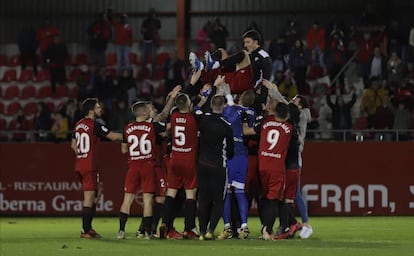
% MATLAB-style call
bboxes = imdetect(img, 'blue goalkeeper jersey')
[223,105,256,156]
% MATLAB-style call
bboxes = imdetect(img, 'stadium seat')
[6,101,21,116]
[8,55,21,67]
[4,85,19,99]
[46,101,55,112]
[65,55,73,66]
[23,102,38,115]
[0,119,8,141]
[70,86,79,99]
[0,118,6,130]
[106,53,117,66]
[153,69,166,80]
[18,69,34,82]
[21,85,37,99]
[0,54,7,66]
[55,85,69,98]
[37,85,52,98]
[155,83,166,97]
[69,68,82,82]
[74,53,89,66]
[35,69,50,82]
[130,52,138,65]
[157,52,170,66]
[307,66,324,79]
[0,102,4,114]
[2,69,17,82]
[106,67,117,78]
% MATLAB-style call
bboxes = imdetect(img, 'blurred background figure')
[140,8,161,78]
[111,13,133,75]
[17,26,39,77]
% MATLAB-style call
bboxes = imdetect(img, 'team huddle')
[71,30,313,241]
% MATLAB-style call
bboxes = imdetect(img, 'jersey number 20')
[75,132,90,153]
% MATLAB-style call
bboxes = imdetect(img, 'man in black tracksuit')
[197,95,234,240]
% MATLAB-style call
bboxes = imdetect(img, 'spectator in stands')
[62,99,77,135]
[9,108,30,142]
[36,19,59,66]
[164,50,186,95]
[368,46,387,81]
[34,102,52,141]
[109,100,130,131]
[93,68,115,117]
[306,21,327,73]
[326,22,347,85]
[196,21,212,54]
[244,21,264,46]
[140,8,161,78]
[17,26,38,77]
[116,69,135,104]
[373,95,394,141]
[354,30,385,87]
[386,18,406,59]
[284,17,302,49]
[76,65,93,101]
[88,12,112,67]
[268,34,289,81]
[45,35,68,93]
[51,111,69,142]
[387,51,405,88]
[278,71,299,101]
[111,13,133,75]
[288,40,310,94]
[210,17,229,50]
[408,26,414,72]
[326,87,357,140]
[360,77,388,128]
[391,99,413,141]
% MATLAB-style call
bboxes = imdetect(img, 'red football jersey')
[170,111,198,160]
[124,121,157,165]
[256,115,292,170]
[73,118,110,171]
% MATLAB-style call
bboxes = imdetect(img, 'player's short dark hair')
[288,102,300,125]
[242,30,260,43]
[175,93,190,110]
[82,98,98,116]
[275,102,289,120]
[211,95,226,110]
[294,95,309,109]
[240,89,256,107]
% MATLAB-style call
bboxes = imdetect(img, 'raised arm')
[262,79,288,104]
[154,85,182,122]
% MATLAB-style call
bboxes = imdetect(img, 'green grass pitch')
[1,217,413,256]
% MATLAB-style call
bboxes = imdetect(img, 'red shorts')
[284,169,299,200]
[167,159,197,189]
[259,168,285,200]
[76,169,98,191]
[124,161,155,194]
[224,65,254,94]
[154,166,167,197]
[245,155,260,193]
